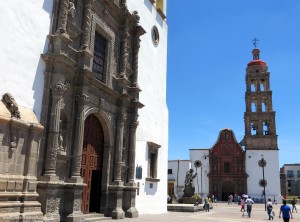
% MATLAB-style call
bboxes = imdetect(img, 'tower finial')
[252,38,259,48]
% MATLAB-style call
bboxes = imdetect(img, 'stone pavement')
[100,202,299,222]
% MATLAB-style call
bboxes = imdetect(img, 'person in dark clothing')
[291,198,297,213]
[279,199,293,222]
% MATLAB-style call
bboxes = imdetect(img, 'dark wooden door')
[81,115,104,213]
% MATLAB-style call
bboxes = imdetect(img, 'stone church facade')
[1,0,168,221]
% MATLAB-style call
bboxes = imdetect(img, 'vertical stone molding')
[127,121,138,184]
[131,12,145,87]
[113,113,126,183]
[69,94,88,182]
[81,0,93,49]
[120,28,130,77]
[43,83,68,180]
[57,0,70,33]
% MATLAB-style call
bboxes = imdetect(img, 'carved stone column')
[131,11,145,87]
[120,28,130,78]
[81,0,93,49]
[113,114,126,184]
[127,121,138,185]
[43,83,68,181]
[57,0,70,33]
[124,120,138,218]
[69,94,88,183]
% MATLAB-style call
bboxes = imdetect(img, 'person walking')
[291,198,297,213]
[279,199,293,222]
[240,198,245,212]
[245,196,254,218]
[267,198,274,220]
[204,196,210,212]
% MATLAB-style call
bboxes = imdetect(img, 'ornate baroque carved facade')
[37,0,145,221]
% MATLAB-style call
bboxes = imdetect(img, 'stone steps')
[82,213,112,221]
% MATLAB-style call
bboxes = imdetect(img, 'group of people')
[239,195,297,221]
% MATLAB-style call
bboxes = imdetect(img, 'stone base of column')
[67,176,84,184]
[108,186,125,219]
[37,181,85,222]
[40,175,59,182]
[125,207,138,218]
[123,187,138,218]
[111,207,125,219]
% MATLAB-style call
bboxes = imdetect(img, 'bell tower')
[243,45,281,201]
[244,47,277,150]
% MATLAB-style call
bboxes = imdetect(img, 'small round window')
[151,26,159,46]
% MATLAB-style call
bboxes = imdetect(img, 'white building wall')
[127,0,168,215]
[190,149,210,198]
[168,160,191,198]
[246,150,281,201]
[0,1,53,120]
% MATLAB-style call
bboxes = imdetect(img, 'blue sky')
[166,0,300,167]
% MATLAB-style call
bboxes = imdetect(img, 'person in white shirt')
[267,198,274,220]
[246,196,254,218]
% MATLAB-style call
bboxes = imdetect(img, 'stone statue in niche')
[58,131,64,151]
[68,1,76,23]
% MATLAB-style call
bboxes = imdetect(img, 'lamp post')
[200,166,203,197]
[194,160,202,195]
[258,155,267,211]
[177,159,179,194]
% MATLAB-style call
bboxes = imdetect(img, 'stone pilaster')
[81,0,93,49]
[120,27,130,78]
[69,94,88,183]
[127,121,138,185]
[113,114,126,184]
[57,0,70,34]
[43,83,68,181]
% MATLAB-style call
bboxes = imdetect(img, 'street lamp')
[194,160,202,195]
[177,159,179,194]
[258,154,267,211]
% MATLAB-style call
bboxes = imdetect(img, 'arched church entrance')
[81,114,104,213]
[222,181,235,201]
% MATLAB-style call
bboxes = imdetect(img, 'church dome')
[247,48,267,67]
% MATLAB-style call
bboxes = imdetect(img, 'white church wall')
[190,149,210,198]
[127,0,168,215]
[0,1,53,120]
[168,160,191,198]
[246,150,281,201]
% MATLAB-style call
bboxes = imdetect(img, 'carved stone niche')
[0,93,44,221]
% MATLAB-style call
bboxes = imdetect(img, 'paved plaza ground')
[100,202,299,222]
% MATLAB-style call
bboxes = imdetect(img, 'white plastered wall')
[190,149,210,198]
[246,150,281,201]
[127,0,168,215]
[0,1,53,121]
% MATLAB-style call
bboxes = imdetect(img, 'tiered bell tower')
[244,47,277,149]
[243,46,281,200]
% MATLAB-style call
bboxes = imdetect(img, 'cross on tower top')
[252,38,259,48]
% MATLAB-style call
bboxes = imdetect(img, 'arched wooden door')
[222,181,235,201]
[81,115,104,213]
